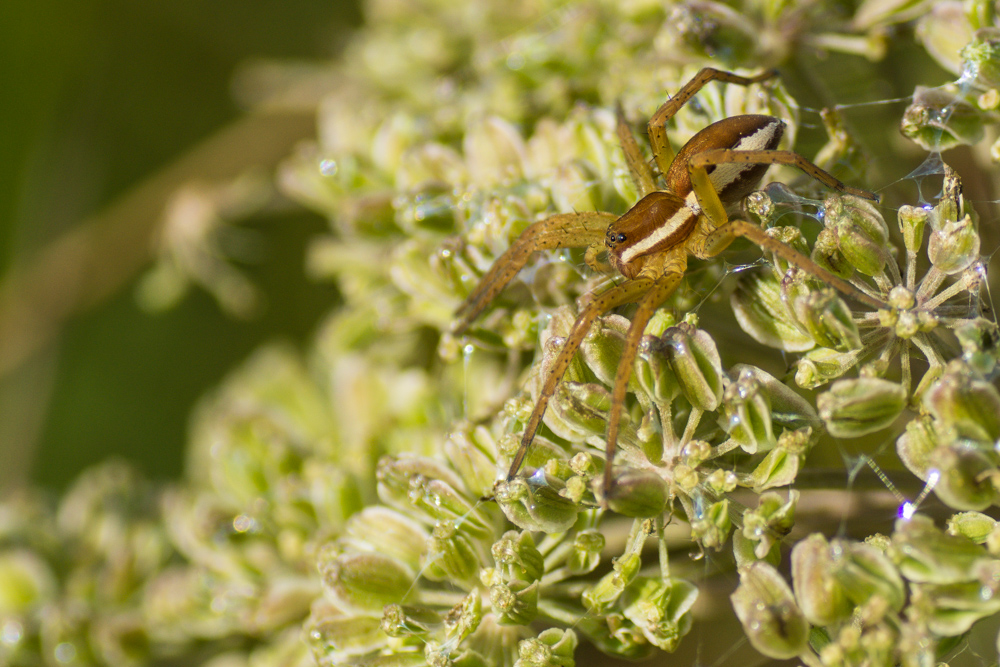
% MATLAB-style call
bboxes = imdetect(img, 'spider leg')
[505,277,659,480]
[685,151,888,310]
[690,148,880,202]
[454,211,616,333]
[706,219,888,310]
[615,103,656,197]
[647,68,778,178]
[602,266,684,495]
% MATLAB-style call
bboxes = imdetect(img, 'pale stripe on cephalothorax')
[618,202,698,264]
[618,120,782,265]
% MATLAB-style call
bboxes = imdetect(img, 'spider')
[453,68,883,501]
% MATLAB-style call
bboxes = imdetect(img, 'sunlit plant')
[4,1,1000,667]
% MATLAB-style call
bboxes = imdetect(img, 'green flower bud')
[794,346,860,389]
[621,577,698,651]
[443,591,482,645]
[895,415,941,480]
[0,550,55,615]
[492,531,544,584]
[961,28,1000,88]
[661,324,723,411]
[306,614,387,661]
[731,562,809,660]
[927,443,1000,511]
[690,498,732,550]
[898,205,928,254]
[723,368,775,454]
[811,227,855,279]
[550,382,611,439]
[793,290,861,352]
[490,579,539,625]
[514,628,578,667]
[749,443,801,492]
[422,521,481,585]
[583,553,640,613]
[830,539,905,611]
[603,468,669,518]
[320,553,414,614]
[494,477,579,534]
[891,513,990,584]
[924,362,1000,442]
[376,456,484,534]
[463,116,527,186]
[912,577,1000,636]
[566,529,604,575]
[928,214,980,274]
[901,87,984,151]
[947,512,998,544]
[731,270,815,352]
[575,315,627,387]
[954,318,1000,377]
[381,604,443,639]
[445,427,501,502]
[574,612,652,660]
[634,336,680,405]
[791,534,853,626]
[817,378,907,438]
[742,492,797,560]
[826,199,890,277]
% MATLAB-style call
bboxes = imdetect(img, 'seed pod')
[380,604,443,639]
[947,512,997,544]
[566,529,605,575]
[320,552,414,614]
[829,539,905,612]
[422,521,481,585]
[901,86,984,151]
[602,468,669,518]
[927,444,1000,511]
[661,323,723,411]
[723,367,775,454]
[583,553,641,613]
[817,378,906,438]
[306,614,386,660]
[515,628,578,667]
[793,290,861,352]
[634,335,680,405]
[791,534,853,626]
[730,561,808,660]
[960,28,1000,89]
[928,214,980,274]
[890,514,989,584]
[924,361,1000,442]
[492,530,545,584]
[491,579,539,626]
[731,270,815,352]
[898,205,928,254]
[622,577,698,651]
[494,477,579,534]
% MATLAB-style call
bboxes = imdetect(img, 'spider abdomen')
[667,115,785,204]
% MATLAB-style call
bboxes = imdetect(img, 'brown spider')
[453,68,884,500]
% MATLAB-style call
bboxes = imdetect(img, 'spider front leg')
[453,211,616,334]
[686,148,889,311]
[504,274,671,481]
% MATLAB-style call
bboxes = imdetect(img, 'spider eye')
[616,233,627,243]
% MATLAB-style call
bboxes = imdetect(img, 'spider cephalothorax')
[454,68,883,501]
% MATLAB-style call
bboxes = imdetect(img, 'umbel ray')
[453,68,884,501]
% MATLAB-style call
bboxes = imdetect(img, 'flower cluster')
[4,0,1000,666]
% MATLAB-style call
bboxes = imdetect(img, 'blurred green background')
[0,0,361,490]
